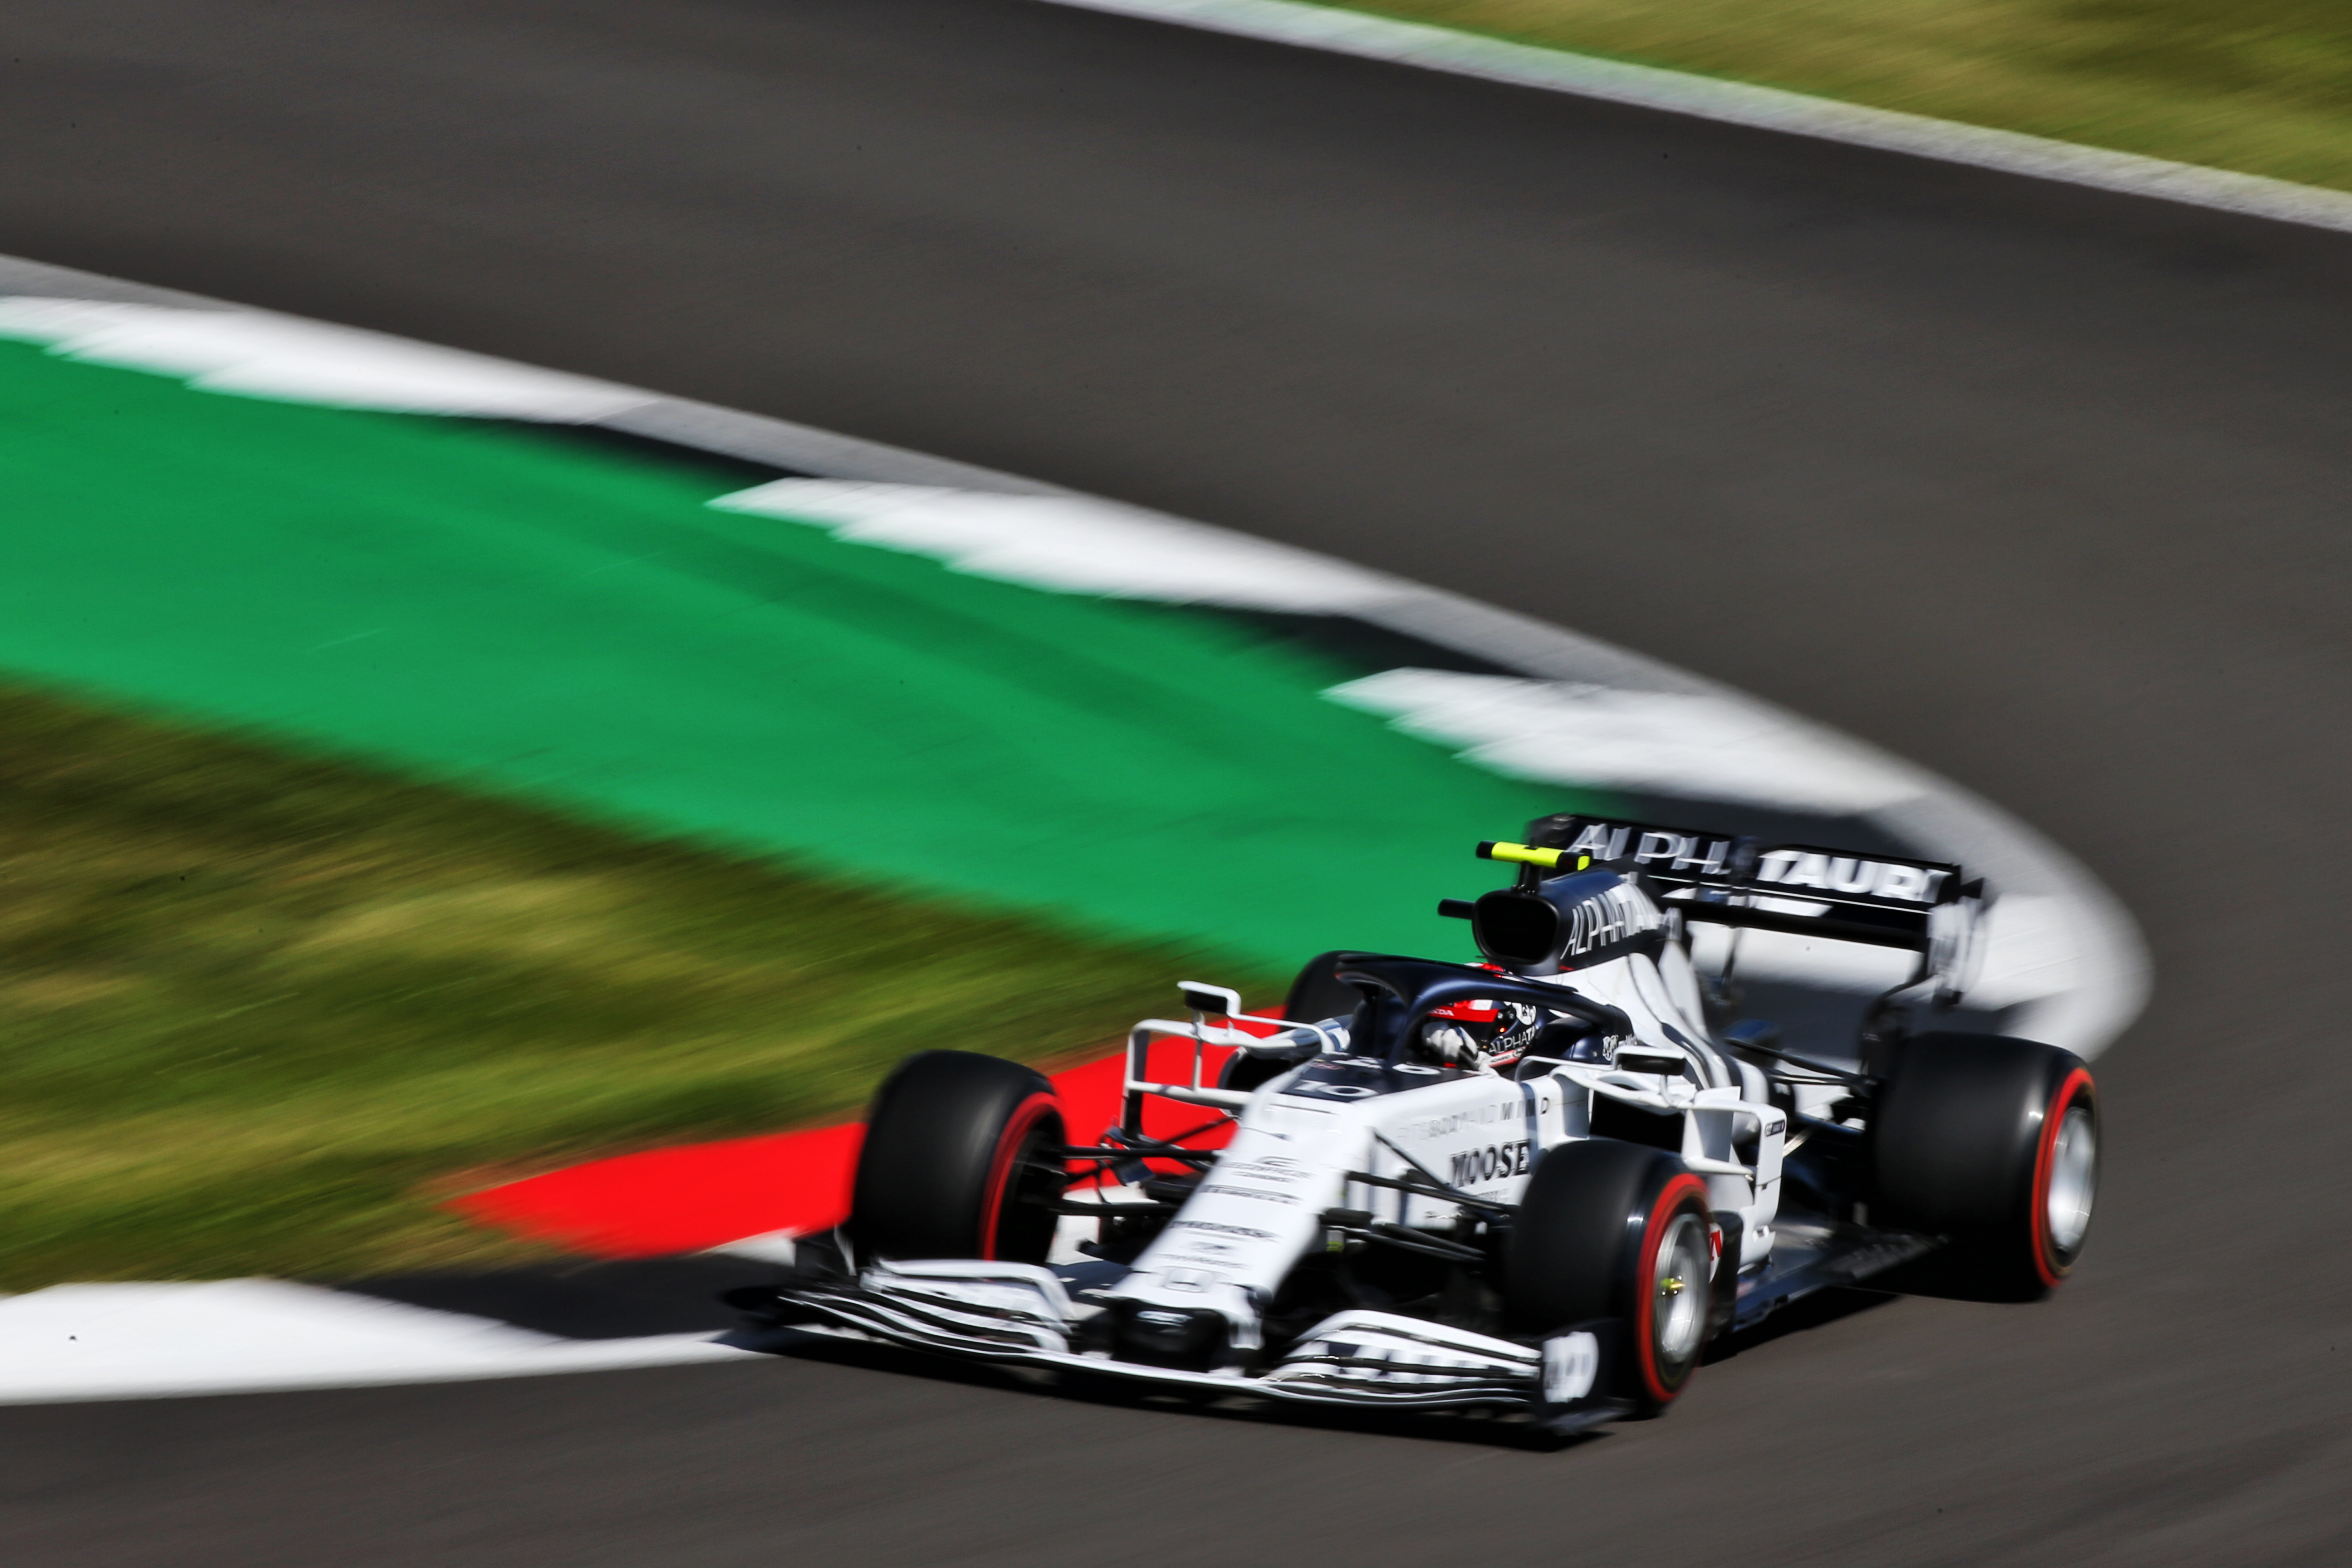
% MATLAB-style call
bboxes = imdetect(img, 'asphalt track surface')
[3,2,2350,1564]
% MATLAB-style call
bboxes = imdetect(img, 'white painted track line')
[0,296,649,421]
[0,1281,755,1405]
[1039,0,2352,236]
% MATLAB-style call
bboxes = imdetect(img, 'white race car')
[752,814,2099,1431]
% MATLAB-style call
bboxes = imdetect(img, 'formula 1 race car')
[750,813,2099,1431]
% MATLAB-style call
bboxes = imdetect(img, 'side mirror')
[1178,981,1244,1019]
[1615,1047,1690,1079]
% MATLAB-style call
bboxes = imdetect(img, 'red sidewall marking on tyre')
[977,1093,1060,1260]
[2029,1067,2095,1287]
[1634,1171,1712,1405]
[454,1048,1237,1257]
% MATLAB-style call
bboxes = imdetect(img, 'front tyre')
[1506,1139,1715,1413]
[851,1051,1066,1264]
[1871,1033,2099,1298]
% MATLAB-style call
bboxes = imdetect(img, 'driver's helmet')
[1412,996,1548,1071]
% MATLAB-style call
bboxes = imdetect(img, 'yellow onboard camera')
[1474,841,1591,872]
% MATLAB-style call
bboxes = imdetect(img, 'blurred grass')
[1352,0,2352,192]
[0,681,1269,1289]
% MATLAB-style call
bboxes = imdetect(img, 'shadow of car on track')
[1704,1284,1898,1364]
[729,1322,1609,1452]
[339,1255,787,1338]
[729,1284,1901,1452]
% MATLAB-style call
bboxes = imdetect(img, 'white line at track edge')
[1035,0,2352,236]
[0,1280,756,1406]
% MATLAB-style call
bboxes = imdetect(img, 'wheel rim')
[1649,1211,1711,1374]
[2044,1103,2097,1257]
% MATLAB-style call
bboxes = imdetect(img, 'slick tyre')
[1506,1139,1715,1413]
[1870,1033,2098,1299]
[851,1051,1066,1264]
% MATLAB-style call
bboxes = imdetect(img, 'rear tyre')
[851,1051,1066,1264]
[1506,1138,1715,1413]
[1871,1032,2098,1299]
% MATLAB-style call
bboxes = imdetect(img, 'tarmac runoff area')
[0,256,2144,1405]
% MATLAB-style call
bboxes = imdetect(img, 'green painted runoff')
[0,341,1604,969]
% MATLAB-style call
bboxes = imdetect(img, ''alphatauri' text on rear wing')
[1521,814,1980,954]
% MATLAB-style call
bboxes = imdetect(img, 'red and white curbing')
[0,252,2147,1401]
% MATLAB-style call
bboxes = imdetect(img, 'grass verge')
[0,681,1272,1290]
[1344,0,2352,194]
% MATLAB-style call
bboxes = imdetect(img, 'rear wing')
[1523,814,1981,958]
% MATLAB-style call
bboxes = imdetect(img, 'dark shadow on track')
[1705,1284,1897,1363]
[741,1323,1610,1452]
[338,1255,785,1340]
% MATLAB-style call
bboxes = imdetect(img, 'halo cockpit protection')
[1322,954,1630,1073]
